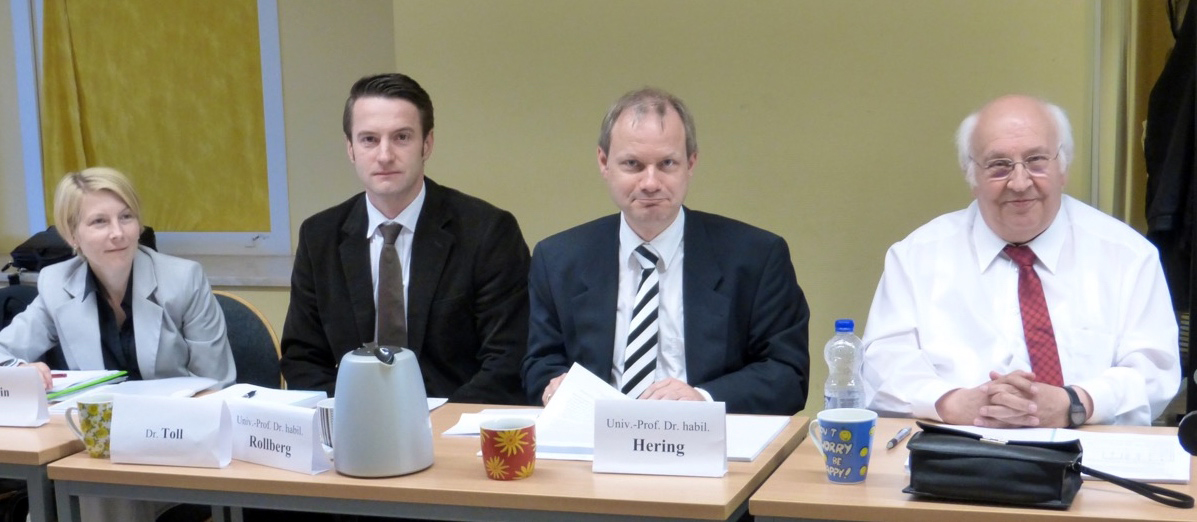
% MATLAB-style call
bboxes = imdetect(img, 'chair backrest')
[2,284,69,368]
[0,284,38,329]
[213,290,282,388]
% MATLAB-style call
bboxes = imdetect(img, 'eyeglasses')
[972,145,1062,181]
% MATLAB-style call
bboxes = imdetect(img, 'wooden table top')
[0,415,85,466]
[750,417,1197,522]
[47,402,808,520]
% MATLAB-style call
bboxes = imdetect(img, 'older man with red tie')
[862,95,1181,428]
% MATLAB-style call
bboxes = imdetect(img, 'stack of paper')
[199,384,327,408]
[444,363,790,462]
[47,370,127,401]
[48,376,219,413]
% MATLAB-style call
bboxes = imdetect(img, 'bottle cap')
[835,319,854,332]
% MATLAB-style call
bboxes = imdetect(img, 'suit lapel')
[570,217,620,379]
[56,260,102,370]
[682,212,728,380]
[340,196,377,344]
[130,248,162,377]
[408,179,453,354]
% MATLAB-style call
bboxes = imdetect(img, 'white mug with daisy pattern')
[65,394,115,458]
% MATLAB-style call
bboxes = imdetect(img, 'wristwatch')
[1063,386,1086,428]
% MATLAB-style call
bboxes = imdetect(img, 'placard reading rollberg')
[226,398,329,474]
[593,400,727,477]
[110,395,232,468]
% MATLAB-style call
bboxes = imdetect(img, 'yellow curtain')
[40,0,270,232]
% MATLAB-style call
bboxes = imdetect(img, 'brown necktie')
[377,223,407,348]
[1004,244,1063,386]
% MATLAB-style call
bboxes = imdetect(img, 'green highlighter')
[46,371,128,401]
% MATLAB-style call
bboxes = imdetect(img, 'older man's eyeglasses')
[973,146,1062,181]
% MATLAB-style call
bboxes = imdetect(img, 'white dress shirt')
[612,209,704,397]
[862,195,1180,425]
[365,184,425,340]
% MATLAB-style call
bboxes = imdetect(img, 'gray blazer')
[0,246,234,387]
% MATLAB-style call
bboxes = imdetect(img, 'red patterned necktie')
[1003,245,1063,386]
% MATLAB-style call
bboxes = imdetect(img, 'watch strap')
[1062,385,1084,428]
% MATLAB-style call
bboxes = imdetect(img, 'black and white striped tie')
[622,244,660,398]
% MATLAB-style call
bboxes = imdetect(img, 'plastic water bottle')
[823,318,864,410]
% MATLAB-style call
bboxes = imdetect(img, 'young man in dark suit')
[522,88,810,415]
[281,73,529,404]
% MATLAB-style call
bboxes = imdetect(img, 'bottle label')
[823,392,864,411]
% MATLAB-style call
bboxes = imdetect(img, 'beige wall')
[240,0,398,329]
[3,1,1101,413]
[393,0,1096,412]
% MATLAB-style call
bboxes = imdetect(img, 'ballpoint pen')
[887,427,913,449]
[243,390,257,399]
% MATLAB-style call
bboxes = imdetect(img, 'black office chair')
[213,291,282,388]
[0,284,38,329]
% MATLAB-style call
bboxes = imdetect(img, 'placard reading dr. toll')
[226,398,329,474]
[110,395,231,468]
[593,399,726,477]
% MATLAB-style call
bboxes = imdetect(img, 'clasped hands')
[936,370,1092,428]
[541,373,704,405]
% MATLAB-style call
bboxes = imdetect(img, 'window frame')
[10,0,291,256]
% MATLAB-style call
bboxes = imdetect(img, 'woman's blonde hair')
[53,167,142,246]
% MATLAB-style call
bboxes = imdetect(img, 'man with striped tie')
[522,88,811,415]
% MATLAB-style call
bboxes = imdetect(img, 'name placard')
[593,399,726,477]
[0,367,49,427]
[227,398,329,474]
[111,395,231,468]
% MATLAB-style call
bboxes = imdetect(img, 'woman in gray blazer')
[0,167,234,389]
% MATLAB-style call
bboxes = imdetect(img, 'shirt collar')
[619,208,685,271]
[971,196,1068,274]
[1024,197,1067,274]
[365,184,426,238]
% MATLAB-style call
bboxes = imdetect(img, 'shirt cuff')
[695,387,713,402]
[911,381,957,422]
[1072,377,1116,425]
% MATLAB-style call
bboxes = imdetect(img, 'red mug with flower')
[480,418,536,480]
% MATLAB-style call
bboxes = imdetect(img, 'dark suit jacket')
[281,178,530,404]
[522,210,810,415]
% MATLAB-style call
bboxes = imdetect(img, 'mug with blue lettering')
[809,408,877,484]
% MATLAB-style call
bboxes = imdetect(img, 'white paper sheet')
[200,384,326,408]
[49,376,219,413]
[442,409,542,436]
[48,370,125,393]
[537,362,627,449]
